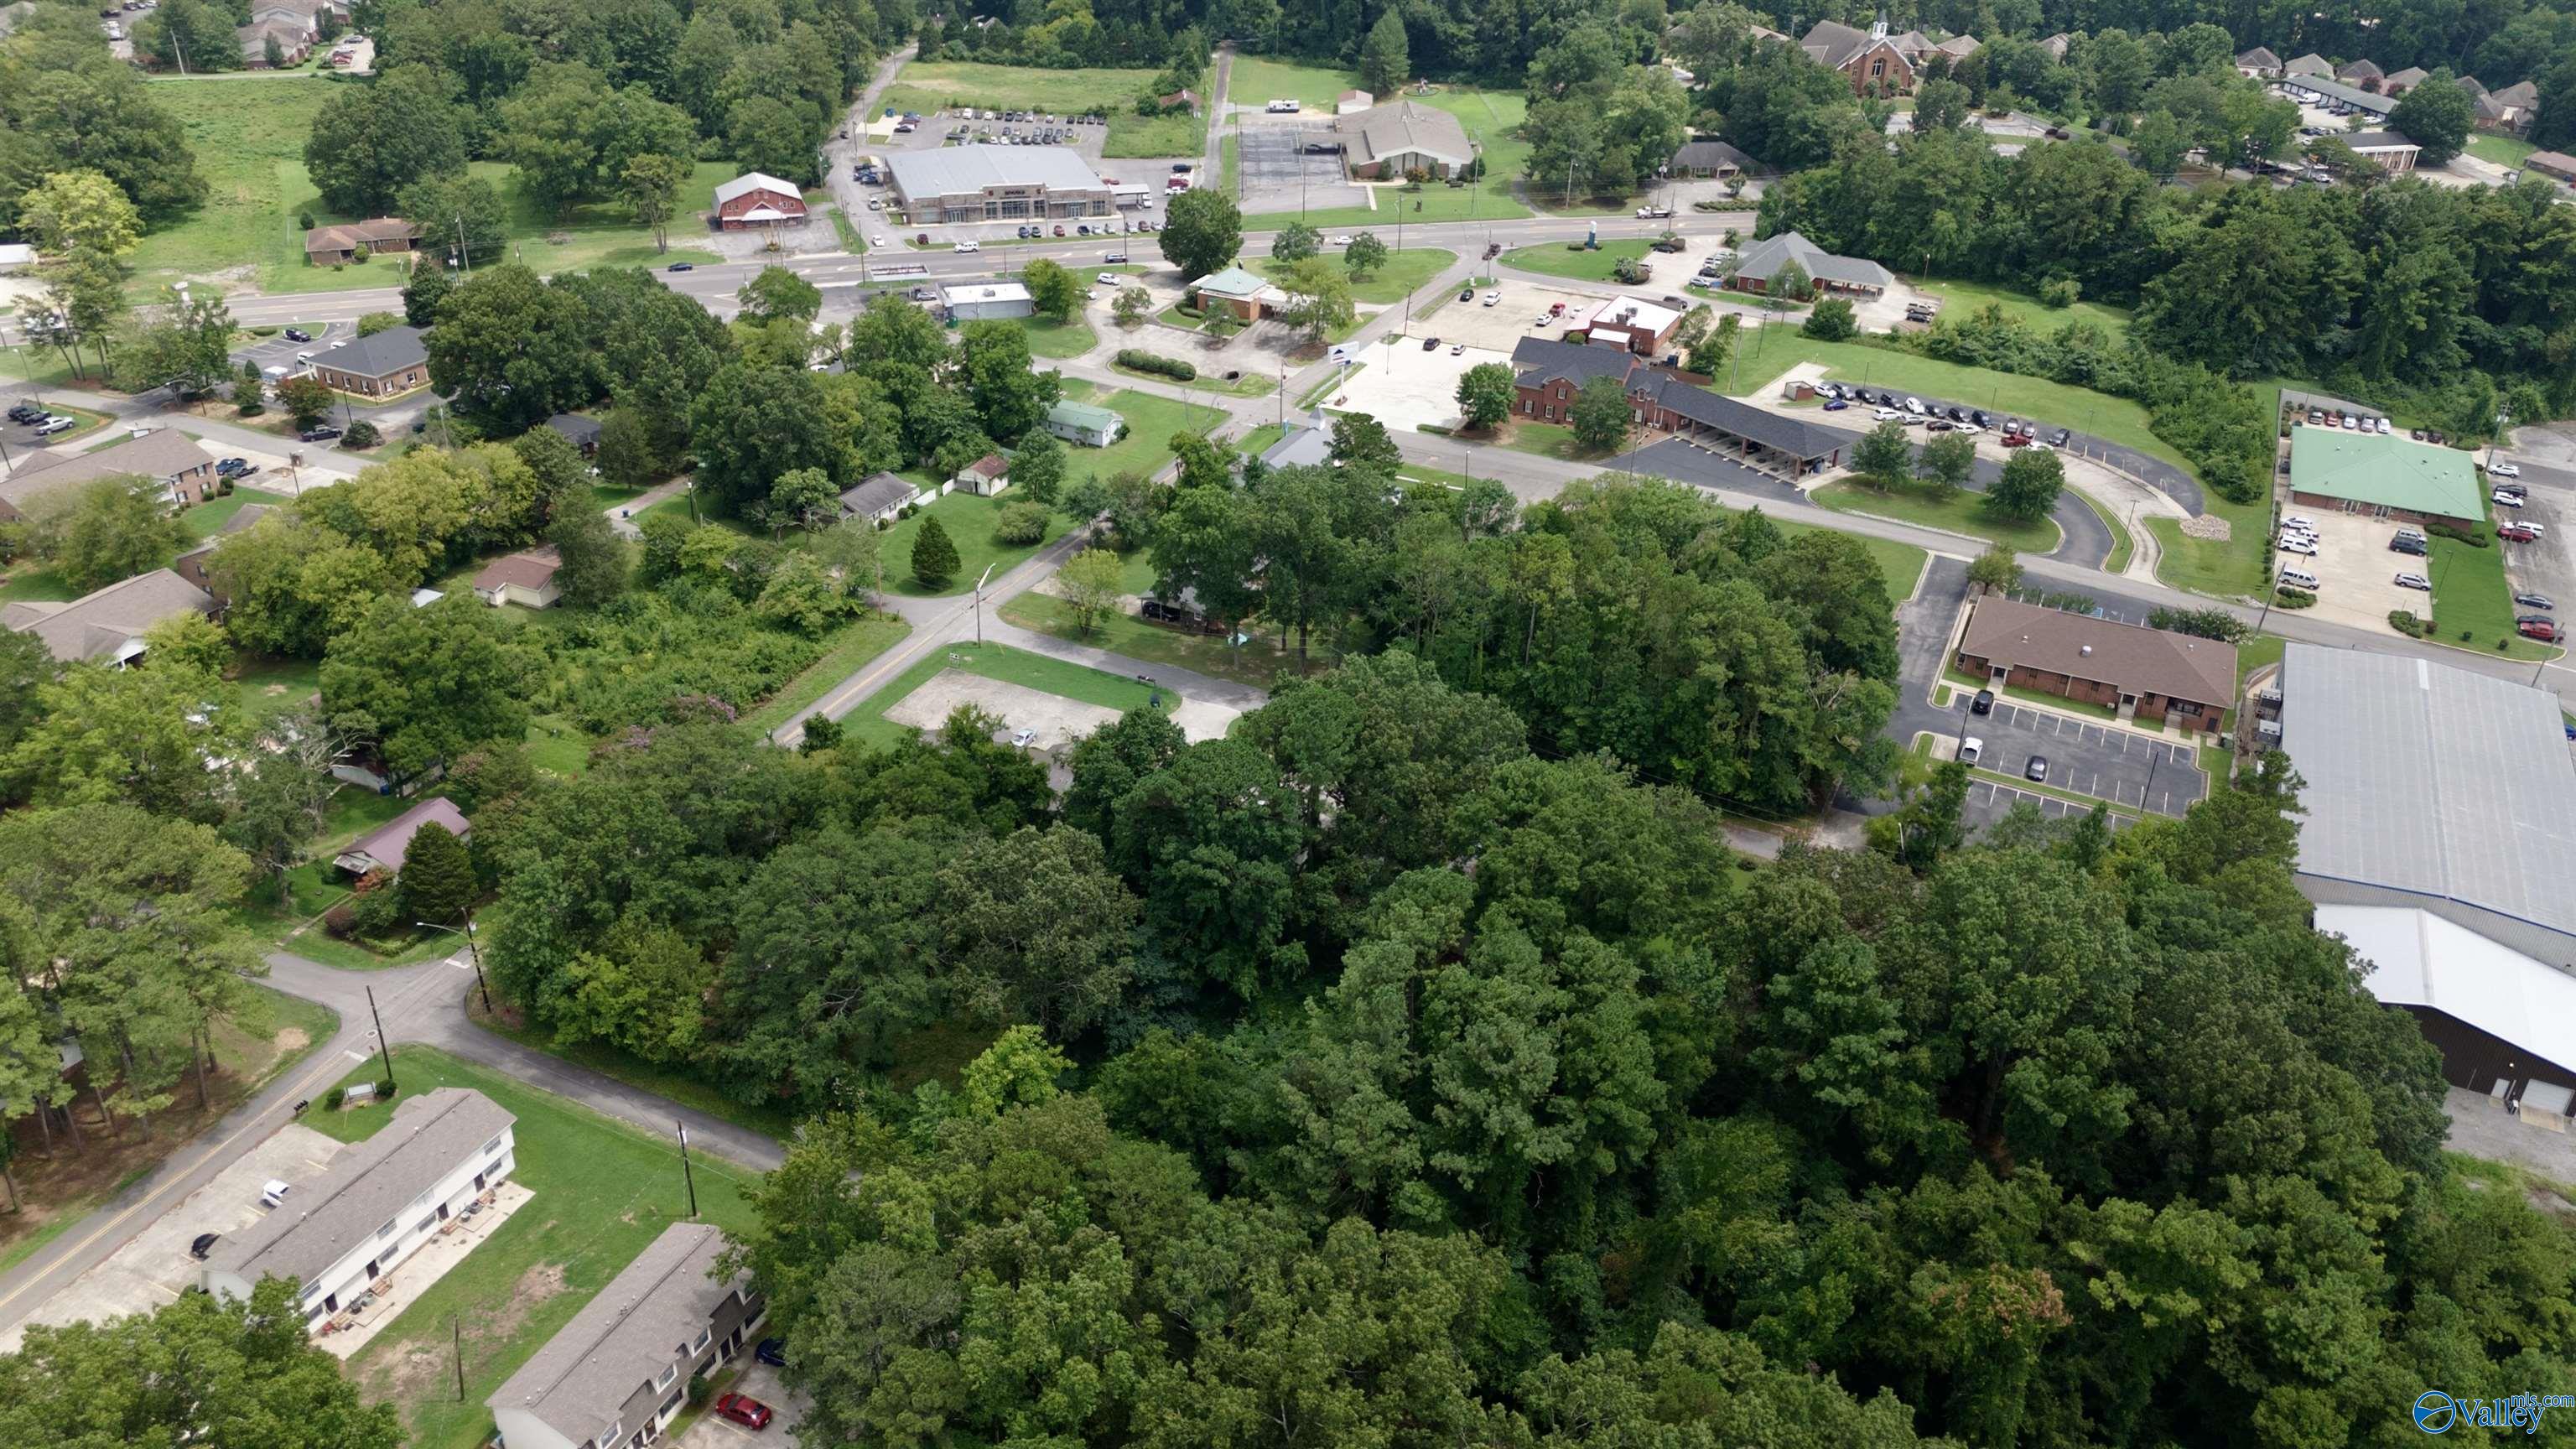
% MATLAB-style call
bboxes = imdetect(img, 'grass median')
[1811,480,2064,555]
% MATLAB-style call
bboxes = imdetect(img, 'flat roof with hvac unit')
[887,144,1112,222]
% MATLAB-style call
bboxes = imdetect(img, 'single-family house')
[174,502,273,595]
[839,471,919,525]
[308,325,429,397]
[200,1088,517,1331]
[304,218,419,267]
[1725,230,1893,297]
[2,569,216,666]
[2490,79,2539,131]
[1191,265,1285,321]
[473,547,564,610]
[1329,99,1477,179]
[2381,65,2429,95]
[236,16,312,66]
[2522,150,2576,183]
[1932,34,1981,60]
[1044,400,1122,448]
[1800,18,1916,95]
[1955,595,2236,733]
[953,453,1010,496]
[2037,31,2071,60]
[711,172,808,231]
[2284,52,2334,79]
[543,414,602,454]
[486,1223,766,1449]
[0,428,222,517]
[1669,138,1753,179]
[2336,58,2386,87]
[333,796,470,876]
[2235,46,2280,78]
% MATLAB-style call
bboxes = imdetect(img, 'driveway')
[677,1358,804,1447]
[2495,454,2573,616]
[1945,695,2208,817]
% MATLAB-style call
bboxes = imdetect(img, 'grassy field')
[324,1047,760,1449]
[740,615,913,731]
[1021,315,1097,358]
[1814,480,2065,553]
[839,640,1171,749]
[2145,486,2269,598]
[2430,527,2555,661]
[0,562,75,603]
[1915,277,2135,345]
[1720,326,2190,471]
[876,61,1201,158]
[878,490,1075,596]
[1250,247,1455,306]
[1226,54,1353,111]
[2467,134,2541,168]
[181,492,262,538]
[1244,80,1535,226]
[1498,238,1652,281]
[124,77,721,297]
[1070,388,1230,482]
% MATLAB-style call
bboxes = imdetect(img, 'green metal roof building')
[2288,428,2484,525]
[1044,399,1123,448]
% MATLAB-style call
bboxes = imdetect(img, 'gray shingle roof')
[3,568,215,663]
[3,428,216,506]
[2343,130,2418,149]
[488,1223,746,1446]
[1510,336,1642,390]
[2280,643,2576,941]
[340,796,470,873]
[1671,139,1754,173]
[838,472,917,516]
[1333,99,1475,168]
[1644,377,1842,461]
[313,325,428,379]
[544,413,602,446]
[2285,75,2398,113]
[204,1088,514,1291]
[1731,230,1894,290]
[2236,47,2281,68]
[887,144,1105,200]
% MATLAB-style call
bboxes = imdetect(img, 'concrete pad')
[1332,335,1513,434]
[318,1180,533,1359]
[1169,699,1239,742]
[677,1358,807,1448]
[882,669,1121,753]
[2275,506,2430,636]
[0,1122,344,1353]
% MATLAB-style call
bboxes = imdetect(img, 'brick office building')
[1955,595,2237,734]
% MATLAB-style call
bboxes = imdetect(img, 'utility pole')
[416,916,494,1015]
[454,216,471,278]
[452,1317,465,1401]
[365,984,395,1090]
[972,561,997,645]
[676,1120,699,1218]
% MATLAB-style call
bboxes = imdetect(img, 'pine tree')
[1359,10,1411,96]
[910,514,961,589]
[398,821,475,926]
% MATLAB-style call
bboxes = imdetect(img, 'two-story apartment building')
[200,1088,517,1329]
[489,1223,766,1449]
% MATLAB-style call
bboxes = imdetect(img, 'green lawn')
[2234,632,2287,692]
[1070,388,1230,483]
[180,492,261,538]
[840,640,1172,749]
[1720,326,2190,472]
[740,614,913,731]
[227,657,322,724]
[0,564,75,604]
[2467,134,2541,168]
[1250,247,1455,306]
[1813,480,2065,554]
[1219,130,1239,195]
[1915,277,2134,346]
[2430,527,2555,660]
[876,61,1199,159]
[1501,419,1613,463]
[1224,54,1353,111]
[1236,423,1285,457]
[2145,487,2269,599]
[324,1047,759,1449]
[124,76,722,296]
[1022,315,1097,359]
[1498,238,1653,281]
[878,490,1074,597]
[1299,363,1361,408]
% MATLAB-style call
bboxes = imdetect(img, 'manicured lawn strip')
[739,615,913,731]
[0,564,76,603]
[2233,632,2287,692]
[999,592,1322,689]
[1813,480,2064,553]
[1499,238,1652,281]
[465,993,799,1141]
[1298,364,1361,408]
[2429,528,2554,661]
[1219,130,1239,195]
[328,1047,759,1449]
[1069,388,1229,483]
[877,490,1074,598]
[1223,55,1351,110]
[1235,423,1285,458]
[2146,486,2268,599]
[840,641,1171,749]
[2066,486,2135,572]
[1499,420,1607,463]
[2466,134,2539,168]
[1022,315,1097,358]
[181,493,260,538]
[1716,325,2190,473]
[1914,277,2135,345]
[1249,247,1456,306]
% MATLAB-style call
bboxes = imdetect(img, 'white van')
[2278,567,2320,590]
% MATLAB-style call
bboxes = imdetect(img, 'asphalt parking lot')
[1946,695,2208,817]
[1428,278,1605,351]
[2272,504,2425,635]
[229,319,351,377]
[2496,457,2573,617]
[1236,117,1368,216]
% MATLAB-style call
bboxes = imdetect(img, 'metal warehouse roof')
[887,144,1106,197]
[2287,426,2482,519]
[2279,642,2576,941]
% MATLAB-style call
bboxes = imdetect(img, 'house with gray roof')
[1670,138,1755,177]
[3,568,215,665]
[1331,98,1477,178]
[333,796,470,876]
[201,1088,517,1329]
[1259,418,1335,470]
[2278,643,2576,1113]
[309,325,430,397]
[2489,78,2539,130]
[838,471,920,525]
[1725,230,1894,297]
[2284,52,2334,78]
[2236,46,2280,77]
[489,1223,765,1449]
[1,428,221,518]
[2382,65,2429,93]
[2335,57,2385,85]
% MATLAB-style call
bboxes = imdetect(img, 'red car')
[2000,431,2031,448]
[2519,617,2561,642]
[2500,523,2538,543]
[714,1393,773,1430]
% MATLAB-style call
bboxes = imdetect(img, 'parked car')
[2395,572,2432,591]
[1823,398,1849,411]
[1872,408,1904,422]
[1959,736,1983,766]
[1483,290,1501,306]
[1329,235,1353,247]
[33,418,74,436]
[1970,409,1989,427]
[714,1394,774,1430]
[2514,590,2554,610]
[666,262,693,272]
[2517,616,2561,642]
[1458,287,1475,303]
[215,457,249,475]
[282,327,311,342]
[190,1233,221,1260]
[2495,481,2528,498]
[2428,429,2448,444]
[2277,535,2318,555]
[1926,418,1953,431]
[299,425,341,443]
[756,1338,788,1368]
[1421,336,1441,351]
[2025,756,2049,782]
[260,1180,292,1208]
[2000,431,2031,448]
[2494,490,2525,508]
[1903,397,1925,414]
[1971,688,1994,715]
[2499,523,2539,542]
[2375,416,2392,434]
[1096,272,1121,286]
[1450,342,1465,355]
[1945,406,1966,421]
[2489,462,2522,479]
[2049,428,2071,446]
[2391,536,2428,556]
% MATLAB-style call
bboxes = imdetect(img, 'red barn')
[712,172,808,231]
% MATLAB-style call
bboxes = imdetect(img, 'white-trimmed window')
[692,1327,712,1353]
[377,1217,399,1240]
[656,1363,677,1390]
